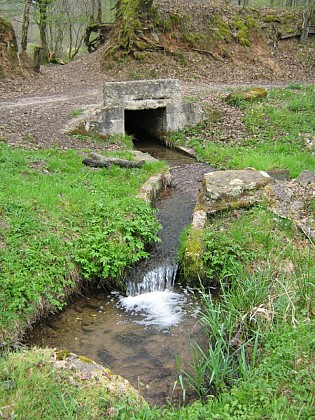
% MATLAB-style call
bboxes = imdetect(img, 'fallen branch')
[83,153,145,169]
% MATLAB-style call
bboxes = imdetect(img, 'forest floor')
[0,13,314,152]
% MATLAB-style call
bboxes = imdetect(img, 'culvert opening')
[124,107,167,140]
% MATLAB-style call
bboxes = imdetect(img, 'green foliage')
[74,200,160,284]
[202,230,248,282]
[161,321,315,419]
[0,144,163,343]
[231,16,255,46]
[69,108,84,118]
[174,203,314,417]
[179,206,304,287]
[287,83,303,90]
[209,14,232,42]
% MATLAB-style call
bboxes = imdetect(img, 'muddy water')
[26,139,213,406]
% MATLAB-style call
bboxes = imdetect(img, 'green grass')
[168,85,315,178]
[172,198,314,418]
[158,321,315,419]
[0,348,147,419]
[1,85,314,418]
[0,144,166,344]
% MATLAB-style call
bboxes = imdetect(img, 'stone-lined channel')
[26,139,212,406]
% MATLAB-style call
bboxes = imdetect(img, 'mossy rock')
[55,350,71,360]
[0,16,13,31]
[225,87,267,105]
[263,15,282,24]
[180,229,206,286]
[78,355,94,364]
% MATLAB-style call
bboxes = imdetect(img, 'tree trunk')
[21,0,32,52]
[33,46,43,72]
[300,3,314,44]
[38,0,50,62]
[115,0,154,51]
[97,0,102,23]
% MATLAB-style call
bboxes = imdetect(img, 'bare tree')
[31,0,51,61]
[21,0,33,51]
[300,0,315,44]
[97,0,102,23]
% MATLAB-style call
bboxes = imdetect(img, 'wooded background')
[0,0,313,62]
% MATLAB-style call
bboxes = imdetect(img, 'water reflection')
[27,289,204,406]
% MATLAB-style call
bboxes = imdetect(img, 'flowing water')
[26,138,213,406]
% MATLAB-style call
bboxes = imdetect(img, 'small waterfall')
[126,263,178,296]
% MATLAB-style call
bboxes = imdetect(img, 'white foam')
[119,290,187,328]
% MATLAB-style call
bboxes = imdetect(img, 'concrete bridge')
[83,79,202,138]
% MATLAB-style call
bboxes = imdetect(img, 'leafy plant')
[69,108,84,117]
[74,200,160,285]
[0,144,164,344]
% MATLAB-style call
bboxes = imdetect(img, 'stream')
[26,137,213,406]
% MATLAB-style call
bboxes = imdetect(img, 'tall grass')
[175,204,314,415]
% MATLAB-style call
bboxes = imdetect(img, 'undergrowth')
[0,144,165,344]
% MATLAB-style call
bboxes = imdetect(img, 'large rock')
[184,168,314,287]
[200,169,274,214]
[293,170,315,187]
[225,88,267,105]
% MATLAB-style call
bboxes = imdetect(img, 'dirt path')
[0,58,245,150]
[0,87,104,150]
[0,45,313,151]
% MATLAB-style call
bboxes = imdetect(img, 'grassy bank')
[165,206,315,418]
[1,85,314,417]
[168,84,315,178]
[158,84,315,418]
[0,143,166,345]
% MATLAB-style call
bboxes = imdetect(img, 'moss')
[0,16,13,31]
[225,87,267,105]
[231,17,253,47]
[156,13,181,32]
[209,14,231,43]
[263,15,282,24]
[56,350,71,361]
[134,40,148,50]
[180,228,205,286]
[78,355,94,364]
[182,32,203,47]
